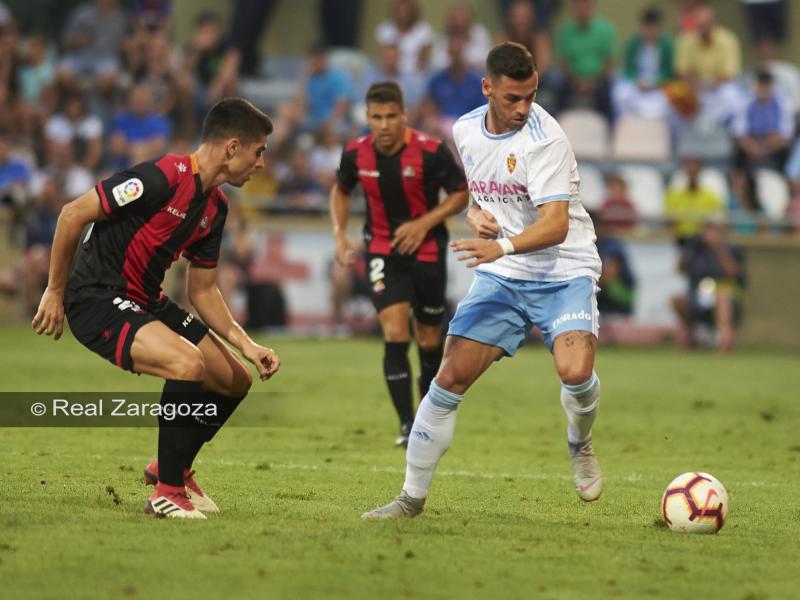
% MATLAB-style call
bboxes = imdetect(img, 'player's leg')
[541,277,603,501]
[65,295,206,518]
[363,335,503,519]
[378,302,414,435]
[142,300,253,513]
[369,254,416,442]
[364,271,526,518]
[413,320,443,398]
[128,321,210,519]
[411,256,447,403]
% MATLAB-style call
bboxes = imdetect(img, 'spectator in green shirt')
[612,7,675,119]
[555,0,616,121]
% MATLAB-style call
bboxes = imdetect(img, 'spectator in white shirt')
[375,0,434,75]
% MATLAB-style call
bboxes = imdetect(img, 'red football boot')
[144,482,206,519]
[144,459,220,513]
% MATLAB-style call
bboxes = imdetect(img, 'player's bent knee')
[229,361,253,397]
[430,370,468,396]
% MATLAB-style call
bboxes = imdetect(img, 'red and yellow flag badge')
[506,153,517,174]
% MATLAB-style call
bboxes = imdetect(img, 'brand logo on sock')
[386,372,409,381]
[413,430,432,442]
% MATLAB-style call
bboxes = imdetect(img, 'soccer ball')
[661,472,729,533]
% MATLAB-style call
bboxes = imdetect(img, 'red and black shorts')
[366,253,447,326]
[65,292,209,372]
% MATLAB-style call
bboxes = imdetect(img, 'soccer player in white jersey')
[363,42,604,519]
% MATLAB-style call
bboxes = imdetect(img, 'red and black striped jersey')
[336,128,467,263]
[66,153,228,308]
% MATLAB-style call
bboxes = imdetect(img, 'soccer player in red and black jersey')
[31,98,281,519]
[330,82,469,446]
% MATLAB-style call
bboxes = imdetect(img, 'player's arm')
[393,188,469,254]
[451,201,569,268]
[330,183,358,266]
[187,266,280,381]
[331,145,360,265]
[393,142,470,254]
[31,189,107,339]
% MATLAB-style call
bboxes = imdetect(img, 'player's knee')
[383,326,410,342]
[170,346,206,381]
[559,363,594,386]
[431,369,468,396]
[229,361,253,397]
[415,330,442,352]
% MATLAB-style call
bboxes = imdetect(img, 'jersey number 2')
[369,258,385,283]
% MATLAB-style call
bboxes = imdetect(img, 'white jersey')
[452,103,601,282]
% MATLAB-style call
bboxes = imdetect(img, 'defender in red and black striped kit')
[331,82,469,446]
[32,98,281,520]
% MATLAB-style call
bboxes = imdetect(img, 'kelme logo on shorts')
[552,310,592,329]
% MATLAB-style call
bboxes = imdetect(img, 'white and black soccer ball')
[661,472,729,533]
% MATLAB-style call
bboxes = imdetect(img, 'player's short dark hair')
[486,42,537,80]
[201,97,273,143]
[365,82,405,109]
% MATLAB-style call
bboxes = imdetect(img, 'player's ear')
[226,138,240,159]
[481,77,491,99]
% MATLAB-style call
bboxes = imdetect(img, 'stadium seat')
[675,116,733,163]
[755,168,791,220]
[668,167,730,202]
[239,78,296,112]
[577,163,605,210]
[557,109,609,161]
[617,164,666,219]
[242,55,308,110]
[611,115,671,162]
[260,55,305,79]
[328,48,371,85]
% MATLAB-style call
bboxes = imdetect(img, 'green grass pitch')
[0,324,798,599]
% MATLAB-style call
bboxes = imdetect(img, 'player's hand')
[466,208,501,239]
[450,238,505,268]
[392,219,429,255]
[242,342,281,381]
[31,287,65,340]
[335,236,357,266]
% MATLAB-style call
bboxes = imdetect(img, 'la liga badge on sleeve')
[112,178,144,207]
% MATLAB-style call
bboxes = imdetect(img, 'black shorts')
[65,292,209,372]
[366,253,446,325]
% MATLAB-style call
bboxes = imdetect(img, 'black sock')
[158,380,204,486]
[384,341,413,425]
[184,391,247,468]
[418,345,443,400]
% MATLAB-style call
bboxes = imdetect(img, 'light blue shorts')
[447,271,599,355]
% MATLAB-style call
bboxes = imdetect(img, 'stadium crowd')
[0,0,797,349]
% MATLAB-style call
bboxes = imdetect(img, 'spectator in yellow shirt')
[665,158,725,244]
[675,2,744,124]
